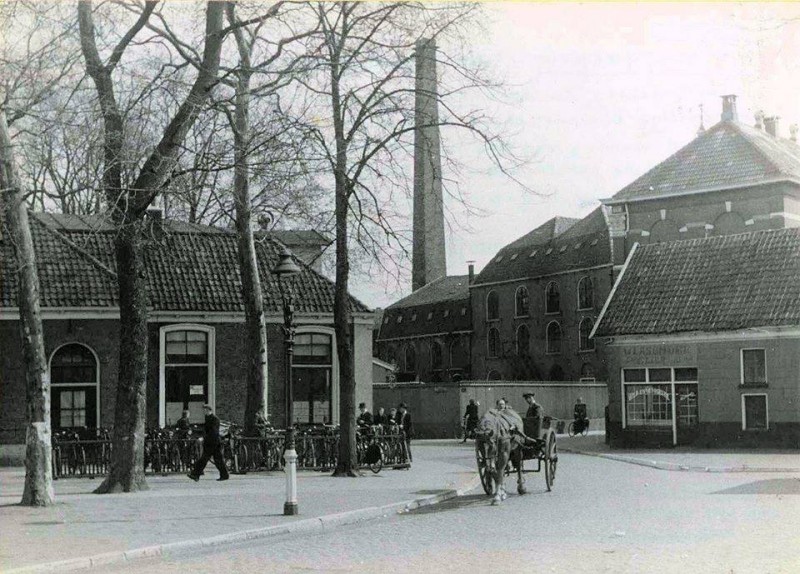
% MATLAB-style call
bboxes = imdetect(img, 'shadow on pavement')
[712,478,800,495]
[404,493,495,515]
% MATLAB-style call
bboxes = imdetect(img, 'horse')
[474,408,528,505]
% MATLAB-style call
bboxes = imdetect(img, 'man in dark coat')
[188,404,229,482]
[462,399,479,442]
[523,392,543,439]
[397,403,413,463]
[356,402,373,427]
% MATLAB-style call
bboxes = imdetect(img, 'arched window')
[549,364,565,381]
[515,286,529,317]
[487,327,501,358]
[404,344,416,373]
[50,343,99,430]
[449,337,466,368]
[579,318,595,351]
[431,341,444,370]
[580,362,596,382]
[516,324,530,356]
[487,369,502,381]
[649,220,678,243]
[486,290,500,321]
[545,282,560,314]
[546,321,562,354]
[577,277,594,310]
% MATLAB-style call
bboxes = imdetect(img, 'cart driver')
[523,392,542,438]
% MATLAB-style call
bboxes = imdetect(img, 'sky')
[350,1,800,310]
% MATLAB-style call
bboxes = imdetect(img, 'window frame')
[741,393,769,431]
[404,343,417,373]
[514,285,530,318]
[740,348,767,386]
[578,317,595,352]
[545,321,562,355]
[486,290,500,321]
[430,340,444,371]
[487,327,501,359]
[577,276,594,310]
[49,342,100,430]
[545,281,560,314]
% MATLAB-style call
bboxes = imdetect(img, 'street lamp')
[272,246,302,516]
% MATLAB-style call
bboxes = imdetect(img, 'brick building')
[0,213,374,450]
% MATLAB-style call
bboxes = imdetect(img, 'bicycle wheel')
[581,420,590,436]
[235,443,248,474]
[368,445,383,474]
[568,422,577,437]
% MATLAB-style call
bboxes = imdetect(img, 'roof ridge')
[30,212,118,280]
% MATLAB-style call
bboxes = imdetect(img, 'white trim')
[620,368,626,430]
[486,290,499,321]
[468,263,614,290]
[741,393,769,431]
[514,285,529,318]
[590,243,639,339]
[49,342,101,429]
[159,324,216,428]
[372,357,395,371]
[376,329,473,343]
[294,325,339,425]
[603,326,800,345]
[601,176,800,205]
[725,201,732,213]
[740,348,767,386]
[660,209,666,221]
[545,320,562,355]
[771,211,800,222]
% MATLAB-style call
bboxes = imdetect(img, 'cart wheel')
[568,422,577,437]
[544,431,557,492]
[475,441,494,496]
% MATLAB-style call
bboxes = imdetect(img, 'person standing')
[188,404,229,482]
[397,403,413,463]
[374,407,387,426]
[462,399,479,442]
[175,410,191,434]
[523,392,543,439]
[356,402,373,427]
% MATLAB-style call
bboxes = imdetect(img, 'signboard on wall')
[620,343,697,366]
[189,385,204,396]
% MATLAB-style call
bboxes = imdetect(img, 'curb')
[6,473,481,574]
[560,447,800,473]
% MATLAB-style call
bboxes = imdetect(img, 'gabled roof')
[607,120,800,203]
[387,275,470,309]
[593,228,800,337]
[473,207,610,285]
[1,213,370,314]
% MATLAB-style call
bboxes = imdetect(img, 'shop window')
[516,324,530,355]
[487,328,501,358]
[545,282,560,314]
[486,291,500,321]
[579,318,595,351]
[515,286,529,317]
[623,367,699,429]
[546,321,561,354]
[577,276,594,310]
[741,349,766,385]
[742,394,768,430]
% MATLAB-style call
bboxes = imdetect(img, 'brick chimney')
[764,116,780,137]
[467,261,475,284]
[790,124,798,143]
[412,38,446,292]
[720,94,738,122]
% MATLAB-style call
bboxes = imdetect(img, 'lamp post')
[272,246,301,516]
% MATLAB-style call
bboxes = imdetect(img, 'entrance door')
[50,343,99,432]
[675,383,699,445]
[293,368,331,424]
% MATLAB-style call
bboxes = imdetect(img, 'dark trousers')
[192,443,229,479]
[405,437,413,463]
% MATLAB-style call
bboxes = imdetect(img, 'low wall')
[374,380,608,439]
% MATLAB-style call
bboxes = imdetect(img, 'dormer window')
[545,248,553,255]
[529,250,537,258]
[591,238,599,246]
[461,307,467,316]
[396,315,403,323]
[559,245,567,253]
[427,312,433,320]
[443,309,450,318]
[574,242,583,250]
[510,253,518,260]
[411,313,417,321]
[383,317,389,324]
[496,255,504,262]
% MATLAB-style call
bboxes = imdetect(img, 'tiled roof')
[593,228,800,337]
[608,120,800,203]
[387,275,470,309]
[473,207,610,285]
[1,213,370,314]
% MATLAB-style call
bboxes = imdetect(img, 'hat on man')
[398,402,407,409]
[203,403,213,410]
[522,392,535,399]
[358,402,366,409]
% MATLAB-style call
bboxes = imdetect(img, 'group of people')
[357,402,413,462]
[462,394,589,440]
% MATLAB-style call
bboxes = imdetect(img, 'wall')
[604,335,800,447]
[374,380,608,439]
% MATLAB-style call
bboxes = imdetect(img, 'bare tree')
[77,0,227,493]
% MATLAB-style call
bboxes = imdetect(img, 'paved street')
[89,444,800,574]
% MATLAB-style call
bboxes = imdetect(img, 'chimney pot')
[754,110,764,130]
[790,124,798,143]
[763,116,780,137]
[467,260,475,284]
[720,94,738,122]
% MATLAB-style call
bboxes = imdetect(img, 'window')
[741,349,766,385]
[515,286,529,317]
[293,332,334,424]
[545,282,560,314]
[487,369,502,381]
[577,276,594,310]
[742,394,768,430]
[449,337,466,368]
[161,327,213,426]
[516,324,530,355]
[404,344,416,373]
[487,328,501,358]
[549,364,564,381]
[443,309,450,318]
[431,341,444,370]
[50,343,99,430]
[579,318,595,351]
[623,367,699,429]
[580,362,596,382]
[486,291,500,321]
[546,321,561,354]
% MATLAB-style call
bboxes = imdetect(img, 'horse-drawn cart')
[475,411,558,503]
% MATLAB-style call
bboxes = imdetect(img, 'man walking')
[188,404,229,482]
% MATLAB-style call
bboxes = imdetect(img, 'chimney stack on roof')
[763,116,780,138]
[754,110,764,130]
[790,124,798,143]
[720,94,738,122]
[467,261,475,284]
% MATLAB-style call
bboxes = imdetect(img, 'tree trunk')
[94,221,149,493]
[0,110,54,506]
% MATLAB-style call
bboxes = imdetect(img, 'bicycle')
[568,418,590,437]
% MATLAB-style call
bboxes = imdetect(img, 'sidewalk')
[558,432,800,473]
[0,443,478,573]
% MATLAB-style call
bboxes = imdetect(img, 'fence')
[51,426,410,479]
[374,380,608,439]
